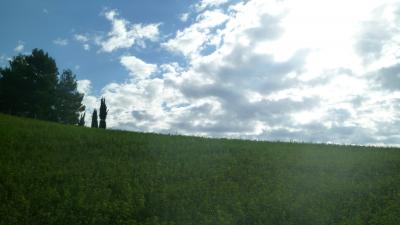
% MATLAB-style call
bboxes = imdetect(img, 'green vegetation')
[91,109,98,128]
[1,114,400,225]
[99,97,108,129]
[0,49,85,125]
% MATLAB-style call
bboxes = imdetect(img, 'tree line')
[90,97,108,128]
[0,48,108,129]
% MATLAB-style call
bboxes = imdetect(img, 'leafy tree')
[56,69,85,124]
[99,97,108,129]
[91,109,98,128]
[0,49,58,120]
[78,112,85,126]
[0,49,85,124]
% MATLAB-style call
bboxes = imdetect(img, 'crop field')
[1,113,400,225]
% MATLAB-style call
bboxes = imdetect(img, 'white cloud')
[99,9,160,52]
[97,62,192,131]
[196,0,228,11]
[120,56,157,79]
[77,79,99,126]
[72,10,161,52]
[162,9,228,57]
[77,80,91,95]
[88,0,400,145]
[180,13,190,22]
[14,41,24,52]
[83,44,90,51]
[53,38,68,46]
[74,34,89,42]
[74,34,91,51]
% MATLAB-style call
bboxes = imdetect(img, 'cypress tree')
[99,97,108,129]
[91,109,98,128]
[78,112,85,126]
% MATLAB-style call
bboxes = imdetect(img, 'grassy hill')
[1,114,400,225]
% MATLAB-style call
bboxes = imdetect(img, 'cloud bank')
[82,0,400,146]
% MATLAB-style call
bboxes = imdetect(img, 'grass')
[1,113,400,225]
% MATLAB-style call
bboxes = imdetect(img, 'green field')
[1,114,400,225]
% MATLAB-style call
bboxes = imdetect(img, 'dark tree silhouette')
[91,109,98,128]
[0,49,85,124]
[99,97,108,129]
[0,49,58,120]
[56,69,85,124]
[78,112,85,126]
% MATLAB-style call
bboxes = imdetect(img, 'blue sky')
[0,0,195,93]
[2,0,400,145]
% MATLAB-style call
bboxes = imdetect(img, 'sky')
[1,0,400,145]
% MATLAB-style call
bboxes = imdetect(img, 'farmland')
[1,113,400,225]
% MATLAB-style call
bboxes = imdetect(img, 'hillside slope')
[1,114,400,225]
